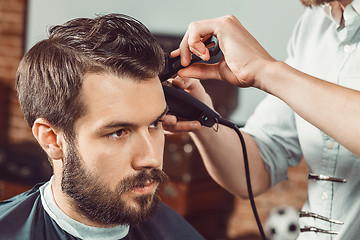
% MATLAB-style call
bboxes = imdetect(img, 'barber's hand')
[162,77,214,133]
[171,15,275,90]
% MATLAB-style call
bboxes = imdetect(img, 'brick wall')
[0,0,33,144]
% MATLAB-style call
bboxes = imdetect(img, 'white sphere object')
[265,205,300,240]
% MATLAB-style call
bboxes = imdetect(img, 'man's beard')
[300,0,335,7]
[61,141,168,226]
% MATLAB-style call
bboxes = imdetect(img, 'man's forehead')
[81,72,163,104]
[77,72,166,129]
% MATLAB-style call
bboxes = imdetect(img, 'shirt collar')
[323,2,343,25]
[352,0,360,15]
[323,0,360,28]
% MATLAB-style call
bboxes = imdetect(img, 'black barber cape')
[0,183,204,240]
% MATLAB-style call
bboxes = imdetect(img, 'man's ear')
[32,118,64,160]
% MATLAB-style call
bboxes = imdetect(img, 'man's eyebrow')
[153,105,169,123]
[97,106,169,132]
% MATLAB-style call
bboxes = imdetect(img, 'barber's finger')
[170,77,194,90]
[178,31,192,67]
[178,63,220,80]
[170,49,180,58]
[172,77,200,91]
[163,121,201,132]
[179,60,241,87]
[186,20,217,57]
[171,44,210,67]
[189,45,210,62]
[176,18,221,66]
[163,115,177,126]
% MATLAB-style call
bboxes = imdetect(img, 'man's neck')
[339,0,353,8]
[329,0,354,25]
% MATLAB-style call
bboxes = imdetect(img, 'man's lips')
[131,180,157,194]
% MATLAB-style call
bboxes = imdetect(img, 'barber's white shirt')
[243,1,360,239]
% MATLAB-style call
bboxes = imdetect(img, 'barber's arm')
[172,15,360,158]
[163,77,270,198]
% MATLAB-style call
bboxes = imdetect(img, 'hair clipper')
[159,36,221,127]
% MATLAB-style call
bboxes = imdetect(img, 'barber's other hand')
[171,15,275,90]
[162,77,213,133]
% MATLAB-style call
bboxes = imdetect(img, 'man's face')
[61,73,168,226]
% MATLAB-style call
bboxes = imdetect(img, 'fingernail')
[174,78,184,86]
[191,122,200,128]
[178,78,184,84]
[191,48,205,58]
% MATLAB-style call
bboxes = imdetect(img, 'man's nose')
[131,129,162,170]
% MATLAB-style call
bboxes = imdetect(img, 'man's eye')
[108,129,128,139]
[149,120,163,129]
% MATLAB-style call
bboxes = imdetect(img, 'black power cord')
[159,32,268,238]
[218,118,267,240]
[162,83,267,239]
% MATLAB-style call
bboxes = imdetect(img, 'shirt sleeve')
[242,94,303,186]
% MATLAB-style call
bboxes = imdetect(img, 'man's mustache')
[116,169,169,194]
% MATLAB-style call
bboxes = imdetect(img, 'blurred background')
[0,0,308,239]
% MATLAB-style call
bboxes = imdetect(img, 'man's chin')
[100,191,160,226]
[110,193,160,226]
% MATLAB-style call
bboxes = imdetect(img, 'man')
[0,14,204,240]
[164,0,360,239]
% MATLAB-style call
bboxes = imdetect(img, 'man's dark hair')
[16,13,165,136]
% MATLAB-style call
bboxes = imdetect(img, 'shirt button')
[344,44,352,52]
[325,140,335,149]
[321,192,328,200]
